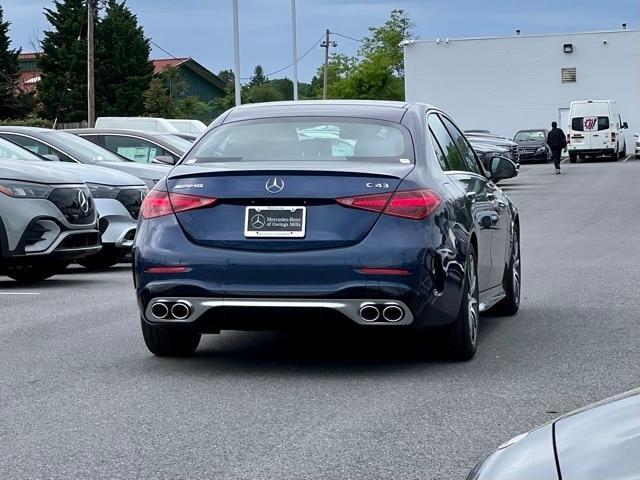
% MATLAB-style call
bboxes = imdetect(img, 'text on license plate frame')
[244,206,306,238]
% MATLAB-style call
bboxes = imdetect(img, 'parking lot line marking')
[623,155,632,162]
[0,292,40,295]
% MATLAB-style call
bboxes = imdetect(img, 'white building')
[404,29,640,140]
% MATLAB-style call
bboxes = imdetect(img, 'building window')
[561,67,577,83]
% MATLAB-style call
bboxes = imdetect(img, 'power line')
[330,31,363,43]
[240,34,324,80]
[149,39,178,59]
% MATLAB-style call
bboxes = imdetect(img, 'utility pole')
[290,0,298,101]
[232,0,241,106]
[321,30,337,100]
[87,0,96,127]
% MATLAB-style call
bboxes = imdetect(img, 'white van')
[567,100,628,163]
[167,119,207,134]
[95,117,180,133]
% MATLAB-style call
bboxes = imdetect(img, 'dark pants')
[551,148,562,169]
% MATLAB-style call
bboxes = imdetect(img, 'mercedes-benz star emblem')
[265,177,285,194]
[250,214,266,230]
[77,190,90,214]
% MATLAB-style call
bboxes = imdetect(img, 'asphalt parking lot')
[1,157,639,480]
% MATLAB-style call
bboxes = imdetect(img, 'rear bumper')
[134,213,468,332]
[567,147,615,155]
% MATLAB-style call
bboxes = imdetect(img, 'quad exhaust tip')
[359,303,405,323]
[382,305,405,322]
[359,304,380,322]
[171,302,191,320]
[151,302,169,319]
[150,300,191,320]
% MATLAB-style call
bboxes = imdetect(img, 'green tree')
[0,5,21,119]
[217,69,234,85]
[248,65,267,87]
[38,0,87,122]
[143,76,172,117]
[359,9,415,77]
[310,53,357,98]
[173,96,213,122]
[268,77,293,100]
[95,0,153,116]
[337,52,403,100]
[245,83,283,103]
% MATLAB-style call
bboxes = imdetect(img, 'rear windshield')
[571,117,610,132]
[183,118,414,164]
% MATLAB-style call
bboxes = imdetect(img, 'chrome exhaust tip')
[150,302,169,319]
[171,302,191,320]
[359,304,380,322]
[382,305,404,323]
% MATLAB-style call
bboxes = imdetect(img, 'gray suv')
[0,136,148,269]
[0,158,101,283]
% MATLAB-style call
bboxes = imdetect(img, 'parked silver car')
[0,151,101,282]
[0,136,147,269]
[0,127,170,188]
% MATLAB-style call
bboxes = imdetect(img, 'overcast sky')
[3,0,638,81]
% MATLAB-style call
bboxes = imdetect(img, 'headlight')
[0,180,52,198]
[87,183,119,199]
[536,147,546,153]
[142,178,157,189]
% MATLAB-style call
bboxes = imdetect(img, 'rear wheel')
[492,225,521,316]
[609,150,619,162]
[78,249,127,270]
[444,245,479,361]
[569,152,578,163]
[140,317,201,357]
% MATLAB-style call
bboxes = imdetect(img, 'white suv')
[567,100,628,163]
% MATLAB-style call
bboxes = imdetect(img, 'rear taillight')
[611,132,616,142]
[140,189,217,219]
[337,189,441,220]
[567,134,571,144]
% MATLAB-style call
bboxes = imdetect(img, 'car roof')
[65,128,171,138]
[222,100,436,124]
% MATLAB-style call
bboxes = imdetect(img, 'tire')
[619,145,626,158]
[569,152,577,163]
[140,317,201,357]
[4,263,67,283]
[492,224,521,316]
[609,150,618,162]
[78,250,127,270]
[444,244,479,361]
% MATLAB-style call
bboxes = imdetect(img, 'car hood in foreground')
[554,388,640,480]
[467,136,518,148]
[468,388,640,480]
[50,162,145,187]
[97,161,170,184]
[0,159,84,185]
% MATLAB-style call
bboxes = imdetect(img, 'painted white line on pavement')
[622,155,632,162]
[0,292,40,295]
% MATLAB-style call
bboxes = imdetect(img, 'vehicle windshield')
[0,137,46,162]
[514,131,546,141]
[45,131,131,163]
[157,134,192,152]
[183,118,414,164]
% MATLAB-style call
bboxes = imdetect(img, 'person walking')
[547,121,567,174]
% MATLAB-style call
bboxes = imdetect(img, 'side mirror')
[622,122,629,129]
[490,156,518,181]
[42,154,60,162]
[153,155,175,165]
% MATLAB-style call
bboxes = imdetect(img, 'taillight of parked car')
[337,189,441,220]
[611,132,616,143]
[567,134,571,144]
[140,189,217,219]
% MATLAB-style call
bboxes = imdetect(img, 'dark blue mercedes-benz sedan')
[133,100,521,360]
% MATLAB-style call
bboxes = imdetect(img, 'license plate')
[244,206,306,238]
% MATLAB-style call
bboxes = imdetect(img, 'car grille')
[48,187,95,225]
[55,232,101,251]
[116,188,146,220]
[520,148,536,155]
